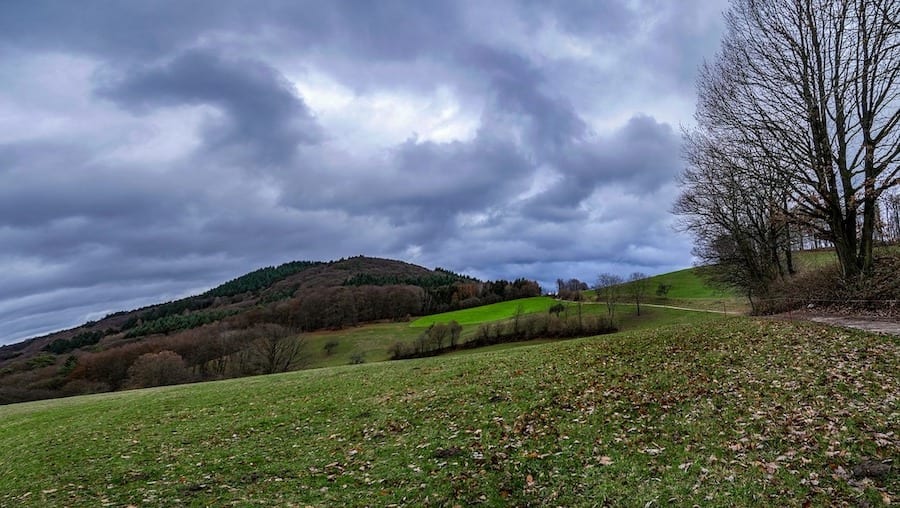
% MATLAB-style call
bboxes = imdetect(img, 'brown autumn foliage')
[125,350,193,389]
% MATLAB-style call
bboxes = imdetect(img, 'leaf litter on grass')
[0,318,897,507]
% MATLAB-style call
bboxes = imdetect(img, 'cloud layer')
[0,0,727,344]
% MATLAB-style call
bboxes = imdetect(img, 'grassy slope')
[641,267,731,299]
[301,299,725,367]
[1,319,896,507]
[410,296,559,327]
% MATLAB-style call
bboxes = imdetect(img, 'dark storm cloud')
[465,46,587,153]
[97,48,321,165]
[0,0,726,344]
[515,115,680,223]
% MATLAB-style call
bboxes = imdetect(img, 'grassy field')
[297,263,751,368]
[410,297,560,327]
[273,293,729,370]
[640,267,732,299]
[1,318,896,507]
[583,267,749,314]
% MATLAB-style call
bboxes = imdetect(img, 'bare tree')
[125,350,193,389]
[252,324,307,375]
[882,191,900,243]
[681,0,900,283]
[675,126,794,302]
[628,272,650,316]
[448,320,462,348]
[594,273,623,318]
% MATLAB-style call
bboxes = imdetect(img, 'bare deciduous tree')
[678,0,900,284]
[594,273,623,318]
[125,350,193,389]
[628,272,650,316]
[252,324,307,375]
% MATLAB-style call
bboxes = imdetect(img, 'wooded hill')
[0,256,540,404]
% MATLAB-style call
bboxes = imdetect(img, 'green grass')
[1,318,896,507]
[793,249,840,271]
[302,322,425,367]
[284,297,727,370]
[581,268,750,313]
[641,267,733,299]
[410,296,560,327]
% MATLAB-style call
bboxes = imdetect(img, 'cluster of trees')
[676,0,900,305]
[120,296,215,330]
[204,260,320,298]
[593,272,651,316]
[390,309,617,361]
[389,321,464,359]
[471,311,615,348]
[43,329,109,355]
[124,309,238,339]
[555,278,589,300]
[68,323,307,391]
[277,285,425,330]
[346,274,541,314]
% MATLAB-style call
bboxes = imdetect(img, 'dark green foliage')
[259,287,297,304]
[60,356,78,376]
[323,340,339,355]
[124,310,238,339]
[43,330,106,355]
[548,303,566,316]
[26,354,56,370]
[656,283,672,297]
[204,261,320,298]
[121,297,215,330]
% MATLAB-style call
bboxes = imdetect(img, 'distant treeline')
[391,311,616,360]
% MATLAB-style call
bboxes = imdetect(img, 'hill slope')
[0,256,472,357]
[0,318,895,506]
[0,256,544,404]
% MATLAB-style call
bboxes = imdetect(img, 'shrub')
[656,284,672,297]
[125,350,193,389]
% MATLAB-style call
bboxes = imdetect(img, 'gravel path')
[804,315,900,336]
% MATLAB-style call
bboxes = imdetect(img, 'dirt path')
[803,315,900,336]
[640,303,738,315]
[640,303,900,336]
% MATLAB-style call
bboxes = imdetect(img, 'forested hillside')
[0,256,540,404]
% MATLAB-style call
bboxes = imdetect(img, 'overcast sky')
[0,0,729,345]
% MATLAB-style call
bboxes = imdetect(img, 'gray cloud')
[0,0,726,344]
[96,48,321,165]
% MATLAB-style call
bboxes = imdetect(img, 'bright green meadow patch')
[1,318,896,507]
[410,296,559,327]
[641,267,732,299]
